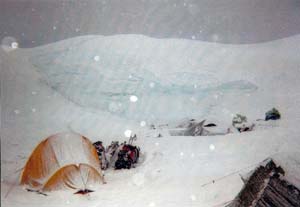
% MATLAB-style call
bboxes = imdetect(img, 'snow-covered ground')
[1,34,300,207]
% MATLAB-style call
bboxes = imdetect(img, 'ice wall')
[28,35,258,121]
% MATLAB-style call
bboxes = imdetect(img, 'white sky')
[1,0,300,47]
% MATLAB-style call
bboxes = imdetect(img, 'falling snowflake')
[124,130,132,138]
[194,84,198,88]
[149,202,156,207]
[155,142,159,146]
[190,194,197,201]
[94,55,100,62]
[192,35,196,40]
[130,95,138,102]
[31,108,36,113]
[75,28,80,32]
[14,109,20,114]
[66,200,70,204]
[180,152,184,156]
[31,91,37,95]
[191,153,195,158]
[53,26,57,30]
[214,94,218,99]
[2,36,19,52]
[140,121,146,127]
[11,42,18,49]
[149,82,155,88]
[209,144,215,151]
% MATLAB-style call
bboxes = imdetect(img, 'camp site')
[1,1,300,207]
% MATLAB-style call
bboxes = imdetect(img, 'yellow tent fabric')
[20,132,104,192]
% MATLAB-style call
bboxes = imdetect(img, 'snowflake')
[149,202,156,207]
[11,42,18,49]
[155,142,159,146]
[192,35,196,40]
[53,26,57,30]
[180,152,184,156]
[14,109,20,114]
[140,121,146,127]
[94,55,100,62]
[149,82,155,88]
[31,108,36,113]
[209,144,215,151]
[130,95,138,102]
[31,91,37,95]
[190,194,197,201]
[1,36,19,52]
[124,130,132,138]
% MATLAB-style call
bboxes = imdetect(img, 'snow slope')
[1,34,300,207]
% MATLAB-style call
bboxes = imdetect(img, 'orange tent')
[20,132,105,192]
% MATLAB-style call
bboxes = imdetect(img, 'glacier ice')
[28,36,258,121]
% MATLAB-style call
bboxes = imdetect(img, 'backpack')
[93,141,108,170]
[115,144,140,170]
[265,108,281,121]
